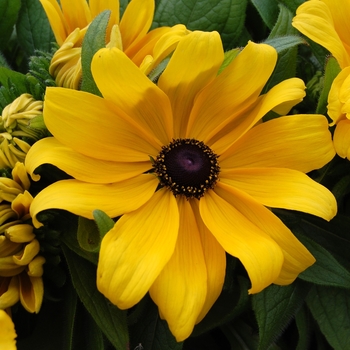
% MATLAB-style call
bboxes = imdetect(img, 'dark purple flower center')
[153,138,220,199]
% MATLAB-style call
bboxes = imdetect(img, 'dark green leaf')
[306,285,350,350]
[93,209,116,238]
[16,280,77,350]
[296,234,350,289]
[129,295,182,350]
[81,10,110,96]
[16,0,54,56]
[316,56,341,115]
[77,216,101,253]
[263,35,305,54]
[295,306,312,350]
[153,0,248,50]
[252,280,311,350]
[0,51,11,69]
[0,67,27,92]
[63,245,129,350]
[279,0,304,13]
[250,0,279,29]
[0,0,21,50]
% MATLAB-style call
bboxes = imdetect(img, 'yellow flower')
[0,310,17,350]
[25,32,336,340]
[293,1,350,159]
[0,94,43,169]
[41,0,189,88]
[292,0,350,69]
[0,163,45,314]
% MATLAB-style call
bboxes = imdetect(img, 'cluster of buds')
[0,163,45,314]
[0,94,43,169]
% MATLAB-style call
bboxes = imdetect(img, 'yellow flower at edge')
[292,0,350,159]
[41,0,188,88]
[292,0,350,70]
[0,163,45,314]
[25,32,337,341]
[0,310,17,350]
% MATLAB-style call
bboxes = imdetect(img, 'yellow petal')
[27,256,46,277]
[19,273,44,313]
[0,257,26,277]
[97,188,179,309]
[13,239,40,266]
[30,175,158,228]
[0,237,20,257]
[150,197,207,341]
[89,0,120,30]
[11,191,33,219]
[220,115,335,173]
[0,277,19,309]
[214,182,315,285]
[5,224,35,243]
[190,200,226,323]
[327,66,350,124]
[40,0,68,45]
[43,87,160,162]
[187,41,277,141]
[292,0,350,69]
[119,0,154,50]
[59,0,91,34]
[0,309,17,350]
[25,137,151,183]
[92,47,173,145]
[220,168,337,221]
[158,31,224,138]
[333,119,350,159]
[210,78,306,154]
[200,189,284,294]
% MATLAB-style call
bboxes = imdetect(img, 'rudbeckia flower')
[25,32,336,340]
[41,0,189,88]
[292,0,350,69]
[293,0,350,159]
[0,163,45,314]
[0,310,17,350]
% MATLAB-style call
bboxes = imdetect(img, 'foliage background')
[1,0,350,349]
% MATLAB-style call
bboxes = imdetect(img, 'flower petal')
[209,78,306,154]
[292,0,350,69]
[220,168,337,221]
[150,197,207,341]
[97,188,179,309]
[214,182,315,285]
[0,309,17,350]
[200,189,284,294]
[19,273,44,313]
[60,0,91,34]
[333,119,350,159]
[30,175,158,228]
[89,0,120,25]
[187,41,277,141]
[158,31,224,137]
[40,0,68,45]
[92,47,173,145]
[25,137,150,183]
[220,114,335,173]
[119,0,154,50]
[43,87,160,162]
[0,277,19,309]
[190,200,226,323]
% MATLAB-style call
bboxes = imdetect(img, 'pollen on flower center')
[153,138,220,199]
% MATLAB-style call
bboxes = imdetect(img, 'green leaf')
[77,216,101,253]
[153,0,248,50]
[250,0,279,29]
[16,0,55,57]
[0,67,27,92]
[263,4,301,91]
[0,0,21,50]
[252,280,311,350]
[93,209,116,238]
[295,306,312,350]
[316,56,341,115]
[306,285,350,350]
[296,234,350,289]
[81,10,110,96]
[279,0,304,14]
[17,280,78,350]
[63,245,129,350]
[129,295,183,350]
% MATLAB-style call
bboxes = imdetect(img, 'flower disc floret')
[153,138,220,199]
